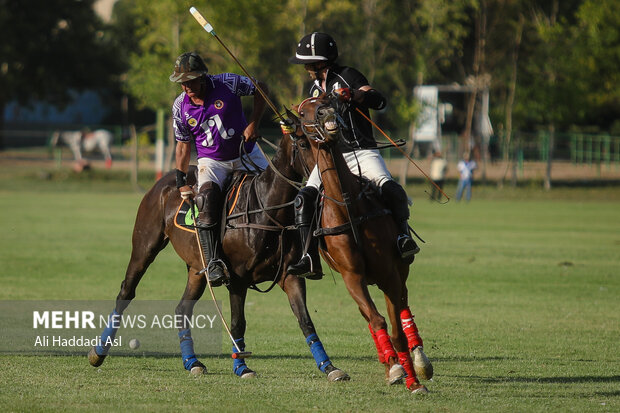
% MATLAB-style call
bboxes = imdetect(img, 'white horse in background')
[51,129,113,169]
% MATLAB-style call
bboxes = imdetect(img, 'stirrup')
[197,259,229,287]
[397,234,420,259]
[288,253,323,280]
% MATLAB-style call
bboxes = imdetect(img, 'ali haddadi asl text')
[34,335,121,348]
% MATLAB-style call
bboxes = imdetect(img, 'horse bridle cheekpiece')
[297,97,341,143]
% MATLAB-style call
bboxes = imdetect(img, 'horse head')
[293,93,344,147]
[280,107,318,178]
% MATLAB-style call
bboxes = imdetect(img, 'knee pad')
[195,182,223,225]
[381,180,410,222]
[294,186,319,226]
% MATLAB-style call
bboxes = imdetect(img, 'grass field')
[0,160,619,412]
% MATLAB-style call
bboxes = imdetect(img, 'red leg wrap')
[397,351,420,389]
[400,307,423,350]
[368,324,385,364]
[375,328,397,362]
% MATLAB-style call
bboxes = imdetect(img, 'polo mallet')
[188,198,251,359]
[355,107,451,202]
[189,7,286,124]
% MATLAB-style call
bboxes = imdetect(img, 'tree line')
[1,0,618,149]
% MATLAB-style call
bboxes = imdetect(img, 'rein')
[223,138,303,293]
[254,138,304,190]
[299,96,402,246]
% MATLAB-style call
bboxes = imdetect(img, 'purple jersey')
[172,73,256,161]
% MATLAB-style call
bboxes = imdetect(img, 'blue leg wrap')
[95,309,121,355]
[232,338,249,376]
[179,329,198,370]
[306,333,332,373]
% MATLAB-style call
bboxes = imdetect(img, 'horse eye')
[298,140,308,149]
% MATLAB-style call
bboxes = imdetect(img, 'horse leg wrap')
[375,328,397,363]
[178,329,199,371]
[306,333,332,373]
[400,307,423,350]
[233,338,251,376]
[95,309,121,355]
[368,324,386,364]
[397,351,420,390]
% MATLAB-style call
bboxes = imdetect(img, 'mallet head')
[231,351,252,359]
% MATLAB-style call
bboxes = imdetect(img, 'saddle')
[173,171,257,234]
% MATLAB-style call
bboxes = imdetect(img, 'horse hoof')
[413,347,433,380]
[88,346,106,367]
[388,363,406,385]
[409,383,429,394]
[190,366,206,376]
[190,360,207,376]
[327,368,350,382]
[241,369,257,379]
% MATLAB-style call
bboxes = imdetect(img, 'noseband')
[296,97,342,143]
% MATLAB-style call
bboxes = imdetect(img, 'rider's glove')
[280,120,295,135]
[335,87,352,102]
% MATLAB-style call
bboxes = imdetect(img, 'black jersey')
[308,65,379,151]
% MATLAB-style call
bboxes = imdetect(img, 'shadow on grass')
[6,351,379,363]
[454,374,620,384]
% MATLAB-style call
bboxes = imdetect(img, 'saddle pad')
[174,200,199,233]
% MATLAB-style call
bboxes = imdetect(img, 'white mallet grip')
[189,7,215,34]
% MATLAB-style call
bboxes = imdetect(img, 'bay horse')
[87,131,348,381]
[292,95,433,394]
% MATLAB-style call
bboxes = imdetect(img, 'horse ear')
[285,107,300,124]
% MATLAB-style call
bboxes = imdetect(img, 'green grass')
[0,164,619,412]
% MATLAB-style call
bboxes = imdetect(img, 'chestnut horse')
[88,132,348,381]
[292,95,433,394]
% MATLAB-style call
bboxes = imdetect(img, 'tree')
[571,0,620,131]
[0,0,122,148]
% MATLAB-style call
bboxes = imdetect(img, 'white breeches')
[306,148,392,189]
[197,145,268,190]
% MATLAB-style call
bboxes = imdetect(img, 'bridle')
[296,96,345,144]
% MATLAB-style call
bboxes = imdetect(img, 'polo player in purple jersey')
[170,52,269,287]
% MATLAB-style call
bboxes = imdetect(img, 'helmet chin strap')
[309,63,330,83]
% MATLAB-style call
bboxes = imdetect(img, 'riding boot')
[381,180,420,260]
[287,186,323,280]
[197,224,227,286]
[195,182,228,287]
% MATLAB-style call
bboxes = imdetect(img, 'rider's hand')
[179,185,195,200]
[243,123,260,142]
[335,87,352,102]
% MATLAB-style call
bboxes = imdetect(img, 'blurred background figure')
[51,129,113,170]
[82,129,113,169]
[429,151,447,201]
[456,152,476,202]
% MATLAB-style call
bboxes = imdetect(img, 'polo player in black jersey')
[287,32,419,280]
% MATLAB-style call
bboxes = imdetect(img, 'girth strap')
[313,208,391,237]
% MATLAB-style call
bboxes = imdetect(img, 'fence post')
[602,135,610,170]
[540,131,549,162]
[155,108,165,180]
